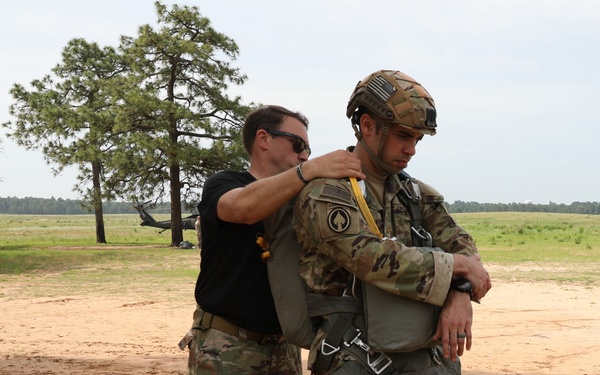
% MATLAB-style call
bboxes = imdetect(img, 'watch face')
[452,278,473,295]
[457,279,469,288]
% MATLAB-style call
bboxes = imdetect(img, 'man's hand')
[452,253,492,301]
[433,291,473,362]
[301,150,365,181]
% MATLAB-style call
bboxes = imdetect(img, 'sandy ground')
[1,269,599,375]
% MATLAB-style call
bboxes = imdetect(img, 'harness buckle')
[400,180,421,202]
[320,339,340,356]
[343,330,392,375]
[343,329,373,355]
[411,226,433,247]
[366,351,393,375]
[429,347,442,366]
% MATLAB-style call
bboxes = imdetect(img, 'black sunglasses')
[265,129,311,156]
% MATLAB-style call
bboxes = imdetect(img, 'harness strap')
[315,313,401,375]
[313,312,354,375]
[397,172,431,247]
[306,293,363,317]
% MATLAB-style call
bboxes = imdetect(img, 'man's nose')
[299,150,309,162]
[404,140,417,156]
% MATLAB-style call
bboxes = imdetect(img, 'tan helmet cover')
[346,70,437,135]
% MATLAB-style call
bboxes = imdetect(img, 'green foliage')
[2,2,253,246]
[108,2,252,205]
[4,39,124,198]
[448,200,600,215]
[0,197,200,215]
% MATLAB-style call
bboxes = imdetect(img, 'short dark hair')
[353,105,386,133]
[242,105,309,155]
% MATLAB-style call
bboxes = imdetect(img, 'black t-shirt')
[195,171,281,334]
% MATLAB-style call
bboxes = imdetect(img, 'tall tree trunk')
[92,160,107,243]
[169,163,183,247]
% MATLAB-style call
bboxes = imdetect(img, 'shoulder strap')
[349,177,382,238]
[397,172,432,247]
[349,174,428,245]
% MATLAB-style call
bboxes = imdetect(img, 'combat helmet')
[346,70,437,174]
[346,70,437,135]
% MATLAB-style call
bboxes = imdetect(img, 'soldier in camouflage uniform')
[181,105,365,374]
[293,70,492,375]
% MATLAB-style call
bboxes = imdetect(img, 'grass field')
[1,212,599,296]
[0,214,201,300]
[455,212,600,283]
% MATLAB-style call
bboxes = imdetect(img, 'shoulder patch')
[321,185,352,203]
[327,206,351,233]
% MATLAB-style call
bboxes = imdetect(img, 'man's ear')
[255,129,270,151]
[359,114,377,136]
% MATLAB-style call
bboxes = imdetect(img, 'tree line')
[0,196,195,215]
[449,200,600,215]
[2,196,599,216]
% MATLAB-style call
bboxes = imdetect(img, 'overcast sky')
[1,0,598,204]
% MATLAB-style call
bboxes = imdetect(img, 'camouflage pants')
[184,308,302,375]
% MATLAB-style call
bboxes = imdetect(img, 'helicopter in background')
[134,201,199,233]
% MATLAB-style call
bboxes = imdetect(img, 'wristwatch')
[451,277,473,297]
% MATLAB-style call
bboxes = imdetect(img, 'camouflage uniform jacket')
[293,173,479,306]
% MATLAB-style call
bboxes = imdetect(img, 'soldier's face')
[379,125,423,170]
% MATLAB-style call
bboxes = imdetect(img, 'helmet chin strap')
[353,122,401,175]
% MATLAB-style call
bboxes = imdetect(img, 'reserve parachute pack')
[263,199,362,350]
[262,199,318,349]
[263,172,442,367]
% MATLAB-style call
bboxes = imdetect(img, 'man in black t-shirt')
[181,105,365,374]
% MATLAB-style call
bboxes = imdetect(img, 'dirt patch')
[1,267,599,374]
